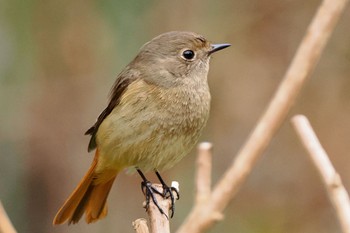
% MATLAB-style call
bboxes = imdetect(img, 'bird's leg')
[155,170,180,218]
[136,169,166,217]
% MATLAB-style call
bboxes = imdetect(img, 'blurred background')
[0,0,349,232]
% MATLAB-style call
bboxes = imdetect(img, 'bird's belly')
[124,134,195,171]
[95,107,206,173]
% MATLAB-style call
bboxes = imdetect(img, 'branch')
[134,183,179,233]
[195,142,213,205]
[0,201,17,233]
[177,0,349,232]
[291,115,350,233]
[147,184,171,233]
[133,218,150,233]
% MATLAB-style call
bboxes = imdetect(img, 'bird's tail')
[53,150,118,225]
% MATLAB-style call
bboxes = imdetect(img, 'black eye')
[182,50,195,60]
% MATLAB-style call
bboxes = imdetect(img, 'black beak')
[208,43,231,55]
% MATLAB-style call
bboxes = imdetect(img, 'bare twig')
[176,0,349,232]
[0,201,17,233]
[133,218,150,233]
[147,184,171,233]
[135,183,179,233]
[292,115,350,233]
[195,142,213,205]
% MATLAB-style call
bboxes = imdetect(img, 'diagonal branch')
[0,201,17,233]
[292,115,350,233]
[176,0,349,232]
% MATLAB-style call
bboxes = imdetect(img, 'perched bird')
[53,31,230,225]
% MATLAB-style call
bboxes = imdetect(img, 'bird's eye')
[181,50,195,61]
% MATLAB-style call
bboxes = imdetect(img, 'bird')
[53,31,230,225]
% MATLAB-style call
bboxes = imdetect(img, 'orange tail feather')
[53,151,118,225]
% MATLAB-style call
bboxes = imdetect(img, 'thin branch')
[133,218,150,233]
[146,184,171,233]
[0,201,17,233]
[195,142,213,205]
[134,183,179,233]
[291,115,350,233]
[176,0,349,232]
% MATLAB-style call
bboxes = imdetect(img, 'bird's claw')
[140,181,180,218]
[161,184,179,218]
[141,181,167,218]
[138,169,180,218]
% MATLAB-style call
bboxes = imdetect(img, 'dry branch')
[134,183,179,233]
[195,142,213,205]
[292,115,350,233]
[146,184,171,233]
[0,201,17,233]
[133,218,150,233]
[176,0,349,232]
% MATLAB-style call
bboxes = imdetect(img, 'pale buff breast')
[95,79,210,173]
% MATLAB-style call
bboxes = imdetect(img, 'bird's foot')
[160,182,179,218]
[155,171,180,218]
[141,180,167,218]
[137,169,180,218]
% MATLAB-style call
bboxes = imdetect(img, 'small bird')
[53,31,230,225]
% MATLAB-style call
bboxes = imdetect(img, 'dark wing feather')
[85,74,134,152]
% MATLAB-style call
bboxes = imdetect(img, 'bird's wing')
[85,68,139,152]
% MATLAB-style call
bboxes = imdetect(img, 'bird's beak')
[208,43,231,55]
